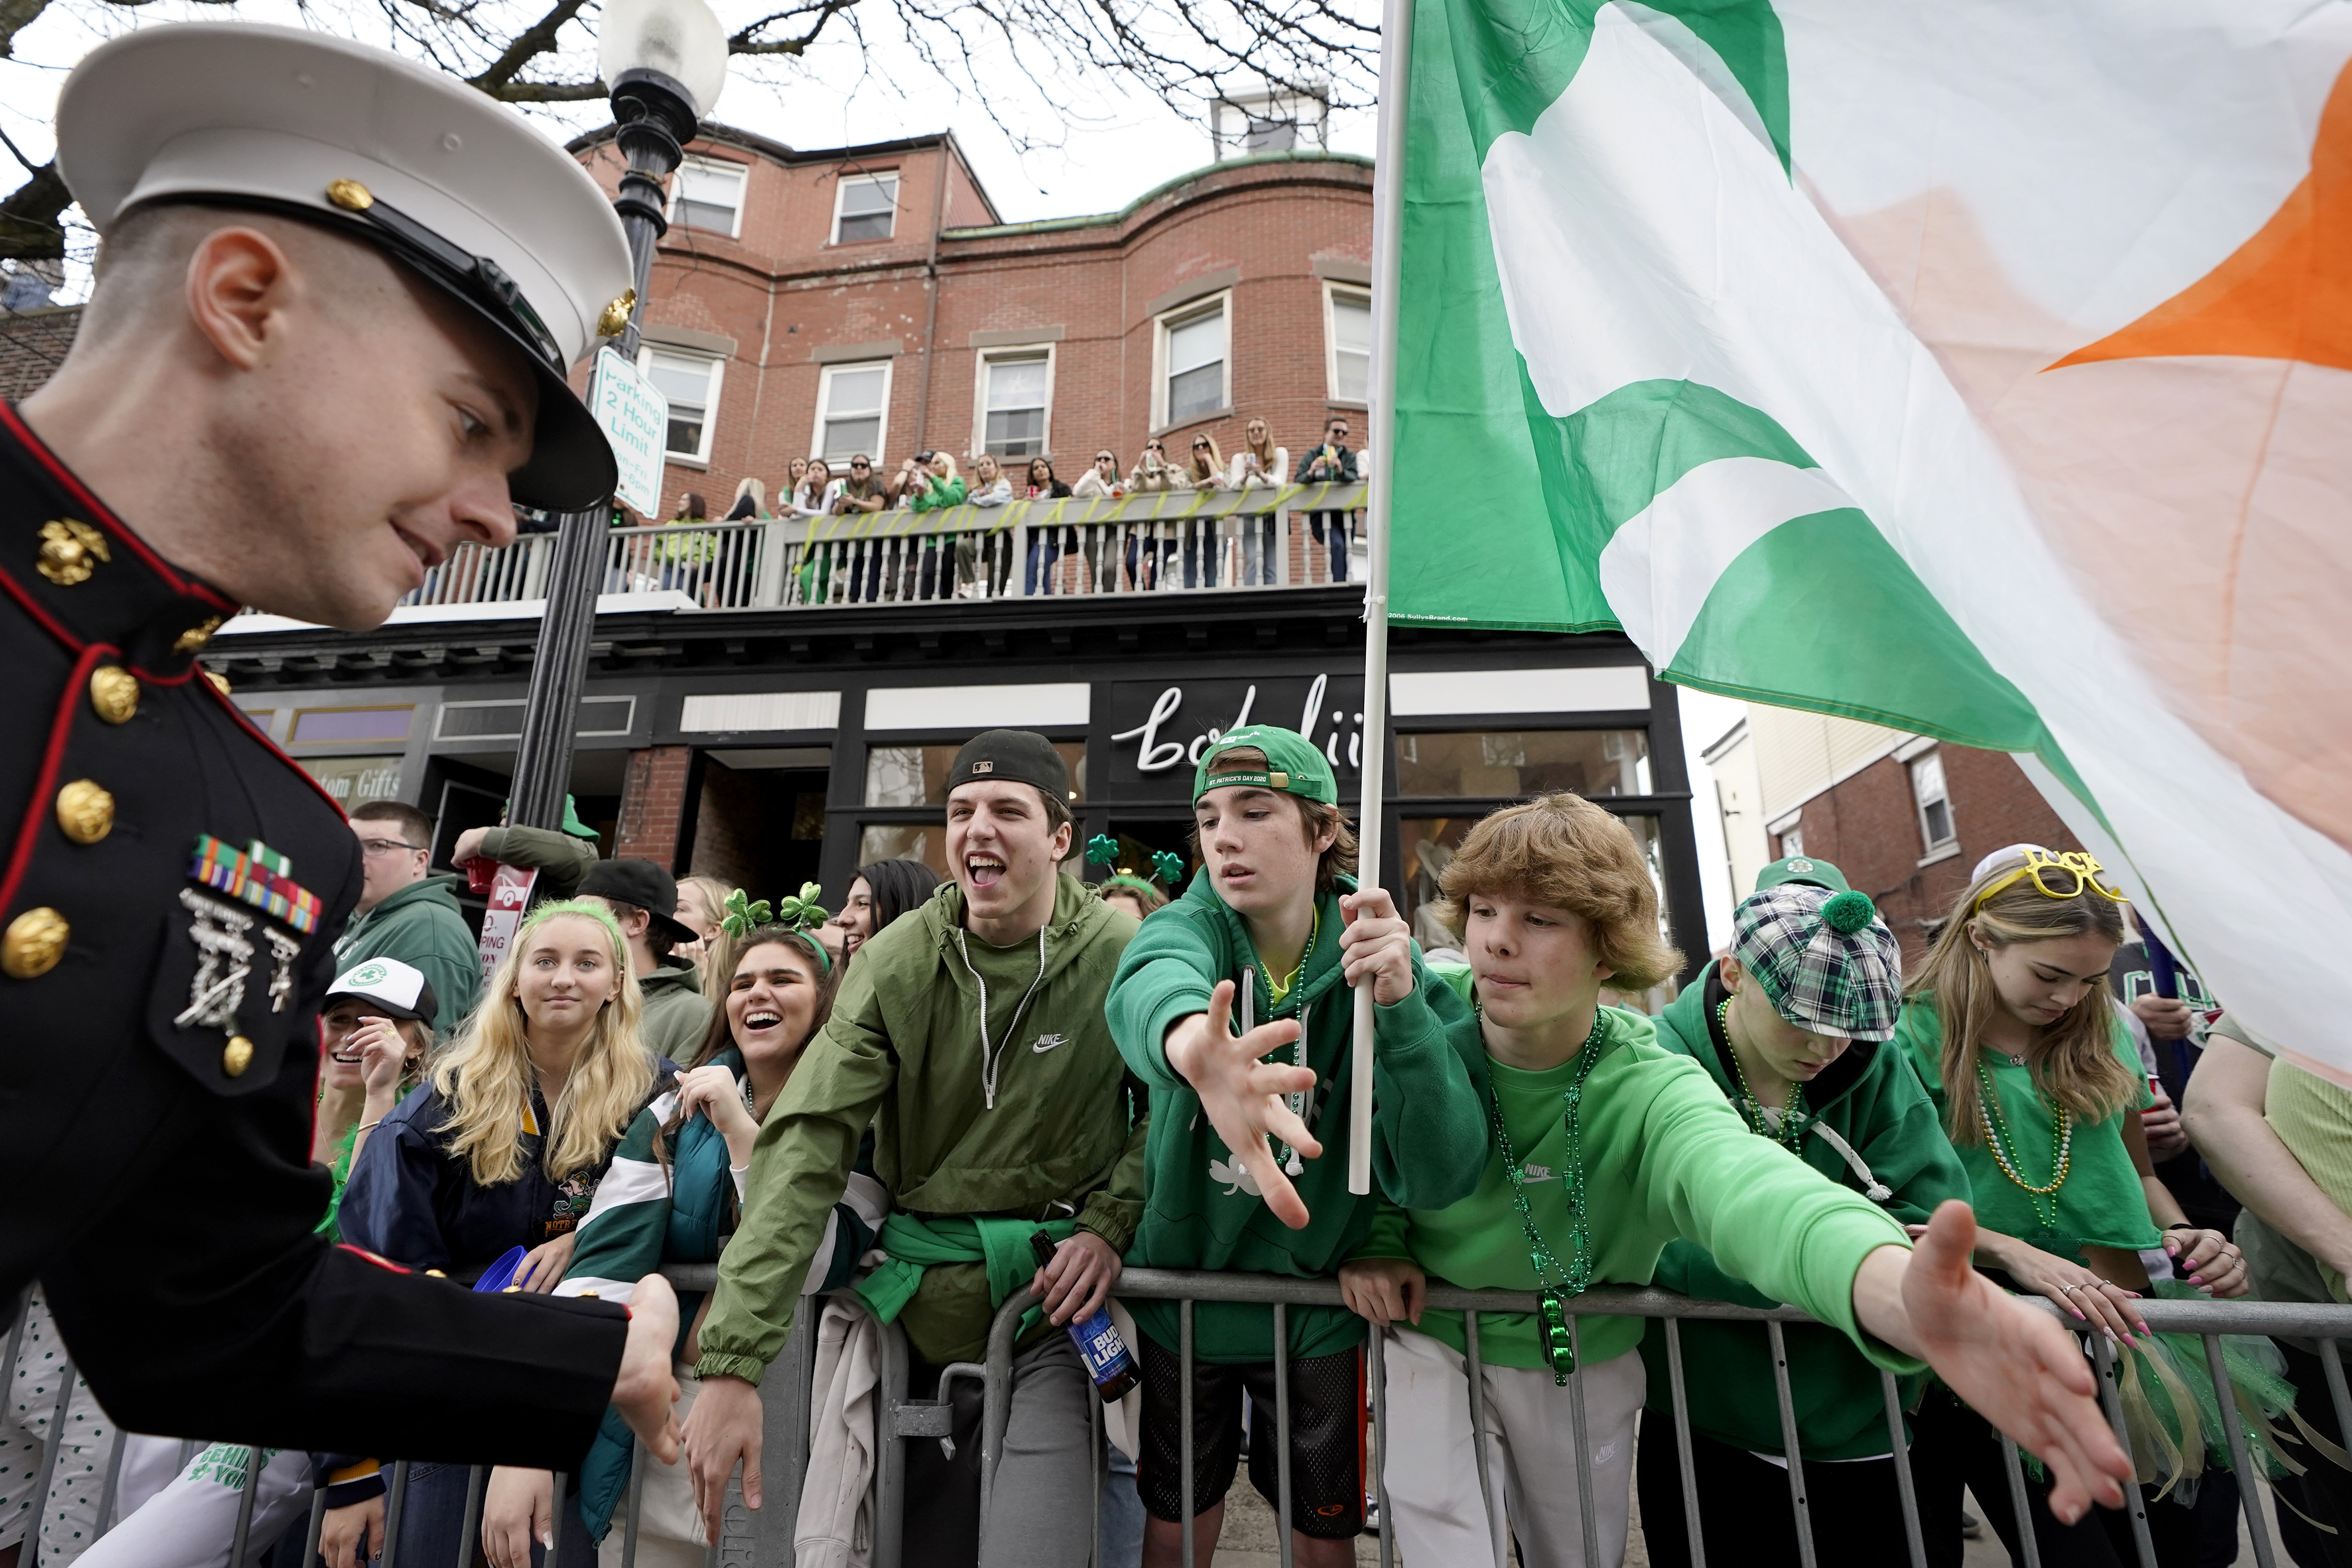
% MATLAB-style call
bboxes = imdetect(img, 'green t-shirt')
[1894,997,2160,1261]
[1359,1004,1919,1376]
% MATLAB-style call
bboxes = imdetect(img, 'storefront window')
[1394,729,1649,799]
[290,705,415,745]
[1399,811,1669,961]
[863,742,1086,806]
[300,756,406,810]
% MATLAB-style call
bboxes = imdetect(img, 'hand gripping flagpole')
[1350,0,1414,1196]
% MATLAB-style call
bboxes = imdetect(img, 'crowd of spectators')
[14,727,2350,1568]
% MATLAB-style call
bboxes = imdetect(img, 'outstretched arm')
[1855,1201,2131,1524]
[1164,980,1320,1229]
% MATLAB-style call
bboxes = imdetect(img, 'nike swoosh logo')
[1031,1034,1069,1054]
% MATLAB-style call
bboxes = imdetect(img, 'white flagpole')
[1348,0,1414,1196]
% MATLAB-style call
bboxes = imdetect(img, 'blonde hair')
[1188,434,1225,483]
[1909,868,2135,1144]
[430,901,654,1187]
[930,451,962,480]
[975,453,1001,482]
[731,476,766,515]
[1244,421,1277,470]
[1436,793,1682,993]
[674,873,733,997]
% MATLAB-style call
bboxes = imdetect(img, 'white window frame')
[832,172,901,245]
[638,345,724,466]
[811,359,895,468]
[970,345,1057,460]
[1323,282,1371,405]
[1151,291,1231,432]
[669,155,747,239]
[1909,748,1958,852]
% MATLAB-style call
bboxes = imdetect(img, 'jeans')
[395,1460,595,1568]
[1100,1435,1146,1568]
[1026,532,1085,595]
[1306,512,1350,581]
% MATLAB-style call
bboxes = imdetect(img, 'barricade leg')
[379,1459,410,1568]
[301,1485,327,1565]
[2088,1334,2157,1567]
[1365,1325,1393,1568]
[1765,1320,1816,1568]
[1662,1318,1707,1567]
[620,1439,647,1568]
[1567,1315,1604,1568]
[1272,1300,1294,1568]
[1461,1310,1503,1568]
[1180,1299,1195,1568]
[1996,1436,2043,1568]
[454,1463,485,1568]
[2206,1333,2279,1568]
[1877,1370,1928,1568]
[226,1446,260,1564]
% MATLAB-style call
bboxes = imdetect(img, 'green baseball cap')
[1193,724,1339,806]
[1755,855,1851,895]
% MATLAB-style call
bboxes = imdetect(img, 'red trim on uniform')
[0,641,110,920]
[0,554,86,655]
[201,670,351,820]
[0,401,234,610]
[337,1244,412,1275]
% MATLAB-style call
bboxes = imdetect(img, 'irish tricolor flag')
[1386,0,2352,1071]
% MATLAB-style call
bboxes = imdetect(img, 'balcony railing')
[401,482,1369,613]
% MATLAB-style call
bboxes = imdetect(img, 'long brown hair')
[1909,869,2134,1144]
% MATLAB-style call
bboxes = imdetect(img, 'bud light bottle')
[1031,1229,1137,1402]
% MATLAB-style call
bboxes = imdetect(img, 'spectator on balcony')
[786,456,808,501]
[337,800,481,1039]
[901,451,963,601]
[722,477,765,521]
[1175,433,1227,589]
[339,901,667,1568]
[1073,449,1122,500]
[830,456,890,603]
[1231,418,1288,587]
[1294,418,1358,583]
[1022,456,1081,596]
[1128,438,1189,494]
[659,491,716,595]
[958,454,1014,599]
[788,460,834,518]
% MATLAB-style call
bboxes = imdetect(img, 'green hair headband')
[515,897,628,953]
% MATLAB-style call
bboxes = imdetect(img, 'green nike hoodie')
[333,872,481,1037]
[697,874,1145,1375]
[1107,871,1486,1363]
[1642,965,1972,1459]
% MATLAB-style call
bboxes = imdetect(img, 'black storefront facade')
[209,584,1709,986]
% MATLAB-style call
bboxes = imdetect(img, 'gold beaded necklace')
[1974,1057,2073,1230]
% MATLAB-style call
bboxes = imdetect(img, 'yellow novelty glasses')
[1976,849,2127,908]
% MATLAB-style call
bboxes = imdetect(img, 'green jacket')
[638,959,712,1062]
[476,824,599,902]
[1108,873,1485,1363]
[1356,984,1922,1390]
[910,476,968,513]
[696,874,1146,1376]
[1642,968,1972,1458]
[333,872,482,1037]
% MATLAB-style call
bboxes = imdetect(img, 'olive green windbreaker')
[696,874,1145,1377]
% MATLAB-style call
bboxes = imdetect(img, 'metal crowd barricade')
[966,1269,2352,1568]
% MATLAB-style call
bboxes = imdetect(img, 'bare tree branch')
[0,160,68,262]
[468,0,586,91]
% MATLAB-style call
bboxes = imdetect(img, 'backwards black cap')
[947,730,1070,804]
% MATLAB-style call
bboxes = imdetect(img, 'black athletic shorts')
[1137,1336,1366,1538]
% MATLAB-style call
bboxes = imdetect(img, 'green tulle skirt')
[2112,1282,2349,1506]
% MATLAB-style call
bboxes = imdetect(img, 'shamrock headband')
[721,884,833,972]
[1975,849,2126,910]
[1086,836,1187,889]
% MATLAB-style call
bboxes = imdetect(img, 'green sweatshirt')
[637,959,712,1062]
[333,872,482,1037]
[697,875,1146,1376]
[1640,968,1971,1458]
[1357,979,1920,1387]
[1108,873,1486,1363]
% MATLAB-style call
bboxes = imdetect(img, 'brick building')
[568,125,1375,513]
[1703,705,2080,964]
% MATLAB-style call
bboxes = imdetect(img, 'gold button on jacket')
[88,665,139,723]
[55,779,114,844]
[2,908,69,979]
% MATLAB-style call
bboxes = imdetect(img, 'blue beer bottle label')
[1070,1304,1134,1387]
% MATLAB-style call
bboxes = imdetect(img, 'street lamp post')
[505,0,727,835]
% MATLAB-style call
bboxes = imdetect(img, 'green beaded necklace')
[1480,1002,1609,1386]
[1250,909,1320,1176]
[1714,996,1807,1151]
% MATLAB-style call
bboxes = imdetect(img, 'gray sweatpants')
[908,1331,1099,1567]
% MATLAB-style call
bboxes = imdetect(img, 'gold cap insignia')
[326,179,375,212]
[55,780,114,846]
[174,616,224,656]
[597,289,638,338]
[89,666,139,725]
[2,907,69,979]
[37,519,109,586]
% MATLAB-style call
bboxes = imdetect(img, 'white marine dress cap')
[53,21,634,512]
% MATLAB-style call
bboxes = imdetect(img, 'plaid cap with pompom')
[1730,884,1903,1042]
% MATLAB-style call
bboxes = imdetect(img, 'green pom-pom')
[1085,834,1120,867]
[1821,889,1876,935]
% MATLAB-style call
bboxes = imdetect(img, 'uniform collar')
[0,400,239,683]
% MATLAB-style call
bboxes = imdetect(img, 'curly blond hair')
[1436,793,1682,993]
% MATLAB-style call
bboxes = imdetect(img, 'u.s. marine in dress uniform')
[0,22,680,1468]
